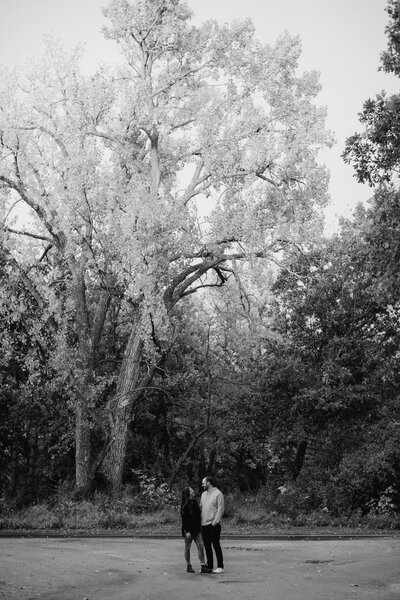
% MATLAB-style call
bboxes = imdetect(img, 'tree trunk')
[291,439,308,481]
[9,435,18,498]
[103,408,131,494]
[71,267,100,496]
[27,430,38,500]
[144,402,162,467]
[75,399,92,496]
[102,323,144,495]
[207,447,216,474]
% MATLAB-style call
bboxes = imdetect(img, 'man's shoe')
[213,567,224,574]
[200,565,213,573]
[186,564,195,573]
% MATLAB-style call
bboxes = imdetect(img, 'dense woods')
[0,0,399,523]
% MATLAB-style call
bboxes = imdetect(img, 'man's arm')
[212,492,224,525]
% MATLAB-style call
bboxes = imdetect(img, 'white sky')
[0,0,398,233]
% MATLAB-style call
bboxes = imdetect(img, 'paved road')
[1,536,399,599]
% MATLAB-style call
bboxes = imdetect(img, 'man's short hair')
[204,476,214,486]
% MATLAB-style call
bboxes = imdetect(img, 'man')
[200,476,225,573]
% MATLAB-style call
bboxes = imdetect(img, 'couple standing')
[180,476,224,574]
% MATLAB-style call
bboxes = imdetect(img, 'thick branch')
[84,128,146,171]
[164,258,226,308]
[181,160,212,206]
[18,125,69,158]
[35,243,53,265]
[0,175,64,249]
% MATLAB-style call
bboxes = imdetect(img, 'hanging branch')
[168,426,210,490]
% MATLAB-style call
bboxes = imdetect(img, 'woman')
[180,486,211,573]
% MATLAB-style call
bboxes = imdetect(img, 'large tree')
[0,0,332,495]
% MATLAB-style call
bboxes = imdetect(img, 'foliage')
[270,191,400,517]
[343,1,400,184]
[0,0,332,495]
[1,492,399,532]
[2,0,400,524]
[0,240,75,503]
[130,471,178,511]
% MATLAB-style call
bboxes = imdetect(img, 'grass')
[0,503,178,532]
[0,494,399,535]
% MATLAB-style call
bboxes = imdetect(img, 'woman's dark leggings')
[201,524,224,569]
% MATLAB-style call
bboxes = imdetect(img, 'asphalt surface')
[1,536,399,599]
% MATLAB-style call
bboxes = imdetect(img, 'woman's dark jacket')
[181,499,201,537]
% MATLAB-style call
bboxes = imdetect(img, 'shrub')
[98,510,130,529]
[3,504,62,530]
[130,471,178,512]
[366,486,399,516]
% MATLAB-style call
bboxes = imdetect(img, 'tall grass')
[0,500,179,531]
[0,490,399,532]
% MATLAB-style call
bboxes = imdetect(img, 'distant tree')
[340,0,400,511]
[343,0,400,185]
[272,198,400,512]
[0,240,74,502]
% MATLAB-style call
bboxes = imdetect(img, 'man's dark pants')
[201,524,224,569]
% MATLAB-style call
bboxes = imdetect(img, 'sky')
[0,0,398,233]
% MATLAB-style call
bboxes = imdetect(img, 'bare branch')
[171,118,196,131]
[18,125,69,158]
[151,62,211,99]
[268,254,306,280]
[3,198,22,222]
[37,243,53,264]
[0,175,64,249]
[256,171,280,186]
[6,227,54,243]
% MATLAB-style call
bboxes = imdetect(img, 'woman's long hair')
[180,487,192,514]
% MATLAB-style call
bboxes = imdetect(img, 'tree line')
[0,0,399,516]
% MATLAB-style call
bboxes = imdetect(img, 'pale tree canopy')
[0,0,333,493]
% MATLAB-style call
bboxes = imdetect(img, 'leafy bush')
[366,486,399,516]
[129,471,178,512]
